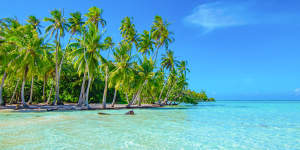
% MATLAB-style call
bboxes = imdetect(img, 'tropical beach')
[0,6,214,110]
[1,0,300,150]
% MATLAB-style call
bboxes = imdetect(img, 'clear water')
[0,101,300,150]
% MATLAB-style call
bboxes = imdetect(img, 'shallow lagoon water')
[0,101,300,150]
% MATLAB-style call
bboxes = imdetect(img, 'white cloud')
[294,88,300,96]
[184,1,251,31]
[184,0,298,32]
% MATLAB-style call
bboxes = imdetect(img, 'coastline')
[0,103,163,112]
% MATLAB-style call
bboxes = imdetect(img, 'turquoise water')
[0,101,300,150]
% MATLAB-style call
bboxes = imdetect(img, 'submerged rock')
[98,112,110,115]
[125,110,134,115]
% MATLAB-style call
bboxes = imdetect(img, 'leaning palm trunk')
[78,71,87,106]
[137,80,148,106]
[153,44,162,65]
[158,70,173,104]
[42,74,47,102]
[127,92,138,107]
[28,75,34,104]
[9,79,20,104]
[111,88,117,107]
[21,70,28,107]
[158,79,167,104]
[84,75,92,108]
[163,81,176,104]
[132,80,148,106]
[0,72,7,106]
[102,66,109,108]
[47,81,54,104]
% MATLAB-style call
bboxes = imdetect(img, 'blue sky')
[1,0,300,100]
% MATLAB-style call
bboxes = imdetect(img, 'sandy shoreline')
[0,103,163,112]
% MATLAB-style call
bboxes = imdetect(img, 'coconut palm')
[138,30,154,56]
[0,18,20,106]
[68,12,84,36]
[110,42,135,105]
[151,16,173,64]
[132,57,155,106]
[85,6,106,29]
[158,50,178,104]
[8,24,44,107]
[26,16,42,34]
[101,36,114,108]
[70,23,105,107]
[120,17,139,52]
[44,9,68,105]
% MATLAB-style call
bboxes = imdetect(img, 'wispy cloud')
[294,88,300,96]
[184,0,297,32]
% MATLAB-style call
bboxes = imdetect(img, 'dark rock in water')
[125,110,134,115]
[98,112,110,115]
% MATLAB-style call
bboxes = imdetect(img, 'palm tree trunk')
[137,80,148,106]
[56,50,66,105]
[47,80,54,104]
[21,69,28,107]
[112,88,117,107]
[163,81,175,104]
[158,79,167,104]
[0,72,7,106]
[153,44,161,65]
[9,79,20,104]
[158,69,173,104]
[54,34,60,105]
[84,75,92,108]
[102,66,109,108]
[42,74,47,102]
[127,92,137,107]
[28,75,34,104]
[78,71,87,106]
[137,94,141,106]
[126,92,129,104]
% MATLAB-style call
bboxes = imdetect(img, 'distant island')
[0,7,214,111]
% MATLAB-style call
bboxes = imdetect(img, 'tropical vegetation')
[0,7,214,107]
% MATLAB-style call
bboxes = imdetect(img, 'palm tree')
[158,50,178,104]
[40,45,55,103]
[68,12,84,36]
[85,7,106,29]
[26,16,43,105]
[9,24,44,107]
[71,23,105,107]
[120,17,139,52]
[26,16,42,34]
[151,16,173,64]
[178,60,189,77]
[110,42,135,106]
[133,57,155,106]
[101,36,114,108]
[138,30,154,56]
[44,9,68,105]
[0,18,22,106]
[0,18,20,106]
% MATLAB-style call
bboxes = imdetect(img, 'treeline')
[0,7,214,107]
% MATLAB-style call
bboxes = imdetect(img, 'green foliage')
[0,7,214,106]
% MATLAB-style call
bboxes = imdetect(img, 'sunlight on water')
[0,101,300,150]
